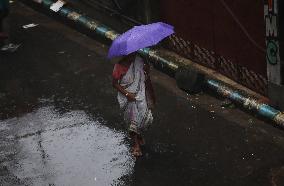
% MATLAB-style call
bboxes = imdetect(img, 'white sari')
[117,55,153,134]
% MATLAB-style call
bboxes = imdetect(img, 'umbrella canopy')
[107,22,174,59]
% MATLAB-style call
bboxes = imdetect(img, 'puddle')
[1,106,134,186]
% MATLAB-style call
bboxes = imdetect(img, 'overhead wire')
[218,0,266,53]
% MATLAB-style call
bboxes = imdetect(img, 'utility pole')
[143,0,151,24]
[264,0,284,109]
[141,0,160,24]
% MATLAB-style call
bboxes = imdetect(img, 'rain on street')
[1,2,284,186]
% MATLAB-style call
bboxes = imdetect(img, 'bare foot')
[131,146,142,157]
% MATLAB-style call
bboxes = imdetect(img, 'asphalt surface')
[1,2,284,186]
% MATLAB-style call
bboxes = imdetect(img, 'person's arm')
[112,78,136,102]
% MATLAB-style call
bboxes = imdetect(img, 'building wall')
[160,0,266,77]
[80,0,269,95]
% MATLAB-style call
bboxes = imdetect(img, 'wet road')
[1,2,284,186]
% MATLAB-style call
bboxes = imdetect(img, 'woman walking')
[112,53,155,157]
[108,22,174,157]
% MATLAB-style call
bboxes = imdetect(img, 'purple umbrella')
[107,22,174,59]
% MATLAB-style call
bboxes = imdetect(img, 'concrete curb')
[21,0,284,128]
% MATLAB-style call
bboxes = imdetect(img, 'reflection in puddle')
[2,107,134,186]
